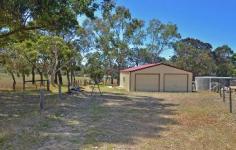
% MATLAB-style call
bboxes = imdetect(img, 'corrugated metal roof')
[120,63,193,73]
[120,63,161,72]
[195,76,235,79]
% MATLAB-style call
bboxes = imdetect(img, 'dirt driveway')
[0,91,236,149]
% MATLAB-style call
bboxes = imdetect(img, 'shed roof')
[121,63,159,72]
[120,63,192,73]
[195,76,235,79]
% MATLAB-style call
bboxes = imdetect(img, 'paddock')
[0,88,236,149]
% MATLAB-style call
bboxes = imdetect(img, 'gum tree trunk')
[70,69,73,87]
[10,71,16,90]
[22,72,25,90]
[58,70,63,85]
[32,66,35,84]
[58,82,62,99]
[40,72,44,85]
[51,47,58,86]
[66,69,71,93]
[54,71,58,84]
[111,75,114,85]
[37,68,44,85]
[117,75,120,86]
[51,72,56,86]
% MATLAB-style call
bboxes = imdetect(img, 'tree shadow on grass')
[45,92,179,148]
[0,90,179,149]
[95,94,176,140]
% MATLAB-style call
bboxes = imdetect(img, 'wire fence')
[219,88,235,113]
[199,78,236,114]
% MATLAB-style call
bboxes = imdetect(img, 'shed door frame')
[134,73,160,92]
[163,73,189,92]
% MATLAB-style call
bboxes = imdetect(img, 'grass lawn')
[0,83,236,149]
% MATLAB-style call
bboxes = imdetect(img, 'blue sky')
[116,0,236,58]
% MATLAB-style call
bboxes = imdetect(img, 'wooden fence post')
[23,81,26,91]
[223,88,225,102]
[59,83,62,100]
[229,87,232,113]
[218,82,220,93]
[47,80,50,91]
[220,85,222,97]
[40,89,45,112]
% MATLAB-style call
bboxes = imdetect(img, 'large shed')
[120,63,193,92]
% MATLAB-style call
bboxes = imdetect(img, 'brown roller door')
[135,74,160,92]
[164,74,188,92]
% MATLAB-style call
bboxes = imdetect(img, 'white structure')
[195,76,234,91]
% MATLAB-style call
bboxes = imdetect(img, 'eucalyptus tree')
[111,6,132,70]
[213,45,234,76]
[14,36,41,84]
[126,19,152,66]
[0,0,98,39]
[91,17,116,83]
[97,1,139,84]
[146,19,181,62]
[1,48,18,90]
[9,43,31,89]
[78,1,115,84]
[85,52,105,84]
[1,42,31,90]
[62,41,81,92]
[35,36,73,86]
[172,38,216,76]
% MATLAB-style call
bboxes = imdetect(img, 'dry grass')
[0,73,90,91]
[0,73,49,91]
[0,77,236,149]
[135,92,236,150]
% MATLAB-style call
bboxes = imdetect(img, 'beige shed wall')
[129,64,192,92]
[119,72,130,91]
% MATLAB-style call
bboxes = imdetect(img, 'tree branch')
[56,57,75,72]
[0,26,43,38]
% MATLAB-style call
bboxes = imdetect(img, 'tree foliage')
[147,19,181,62]
[85,52,105,83]
[213,45,234,76]
[172,38,216,76]
[0,0,98,38]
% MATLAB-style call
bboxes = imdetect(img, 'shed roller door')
[164,74,188,92]
[135,74,159,92]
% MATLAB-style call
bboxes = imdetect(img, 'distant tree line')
[0,0,236,91]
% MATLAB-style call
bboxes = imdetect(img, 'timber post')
[40,89,45,112]
[59,83,62,100]
[229,87,233,113]
[47,80,50,91]
[23,81,26,91]
[223,88,225,102]
[219,83,222,97]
